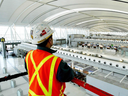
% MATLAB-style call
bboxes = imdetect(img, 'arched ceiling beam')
[62,18,128,31]
[44,8,128,23]
[85,23,128,32]
[76,20,128,28]
[53,15,128,28]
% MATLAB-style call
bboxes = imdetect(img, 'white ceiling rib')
[27,0,57,4]
[16,2,43,23]
[9,1,34,23]
[50,11,128,29]
[21,4,44,23]
[29,7,58,25]
[15,2,39,24]
[44,8,128,24]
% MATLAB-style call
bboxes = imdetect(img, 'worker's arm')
[57,60,74,82]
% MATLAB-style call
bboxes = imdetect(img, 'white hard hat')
[30,23,54,44]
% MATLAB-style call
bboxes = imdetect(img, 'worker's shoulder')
[52,55,62,60]
[25,50,33,57]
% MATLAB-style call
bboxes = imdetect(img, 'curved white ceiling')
[0,0,128,32]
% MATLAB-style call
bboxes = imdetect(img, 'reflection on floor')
[0,54,91,96]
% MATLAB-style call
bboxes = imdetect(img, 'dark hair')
[37,35,52,47]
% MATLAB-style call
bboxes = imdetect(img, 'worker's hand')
[73,70,81,78]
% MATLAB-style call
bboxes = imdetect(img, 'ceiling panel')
[9,1,34,23]
[48,12,79,25]
[0,0,26,23]
[16,2,42,24]
[0,0,128,32]
[32,8,66,25]
[21,4,56,24]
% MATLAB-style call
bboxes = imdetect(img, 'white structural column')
[59,26,61,39]
[1,42,6,58]
[10,27,14,41]
[72,61,74,69]
[64,28,67,40]
[24,27,27,41]
[0,85,2,92]
[54,27,59,39]
[65,27,69,46]
[69,35,71,47]
[2,58,7,72]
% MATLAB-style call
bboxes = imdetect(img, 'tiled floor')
[0,54,28,96]
[0,54,91,96]
[65,83,91,96]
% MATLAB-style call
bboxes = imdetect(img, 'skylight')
[44,8,128,22]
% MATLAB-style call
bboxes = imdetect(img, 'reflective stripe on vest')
[59,85,64,96]
[26,50,64,96]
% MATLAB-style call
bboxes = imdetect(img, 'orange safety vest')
[25,49,66,96]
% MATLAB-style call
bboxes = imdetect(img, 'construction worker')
[25,23,74,96]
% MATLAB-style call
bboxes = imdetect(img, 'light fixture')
[119,59,124,62]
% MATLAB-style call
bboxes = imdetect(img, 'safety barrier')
[71,78,113,96]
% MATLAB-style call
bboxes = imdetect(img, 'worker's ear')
[49,38,52,43]
[48,37,53,46]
